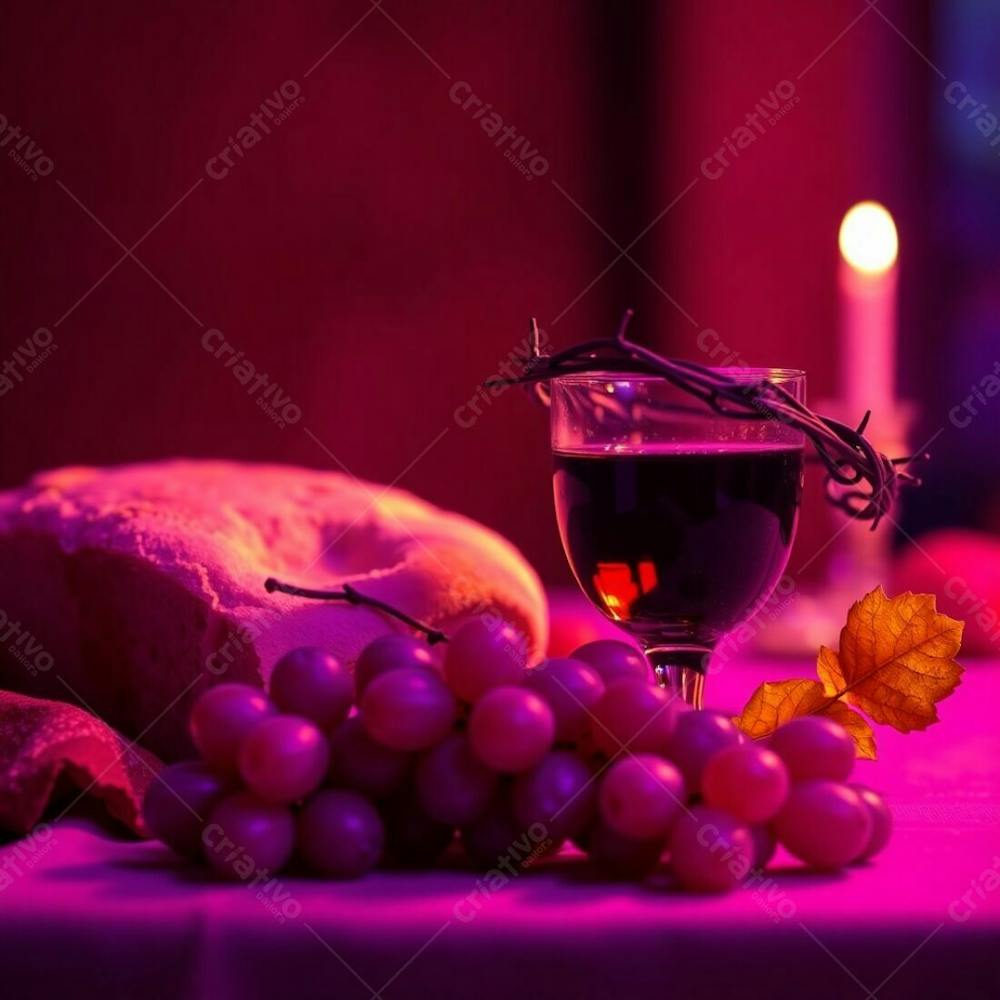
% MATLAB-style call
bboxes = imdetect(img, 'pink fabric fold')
[0,689,160,835]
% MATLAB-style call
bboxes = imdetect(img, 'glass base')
[645,646,709,709]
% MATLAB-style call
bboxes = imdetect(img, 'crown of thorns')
[486,310,922,529]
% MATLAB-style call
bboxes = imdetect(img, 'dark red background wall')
[0,1,927,583]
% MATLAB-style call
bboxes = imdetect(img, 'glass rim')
[551,367,805,385]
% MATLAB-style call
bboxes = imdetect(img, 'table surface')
[2,658,998,1000]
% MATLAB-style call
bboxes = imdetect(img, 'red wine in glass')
[550,371,806,706]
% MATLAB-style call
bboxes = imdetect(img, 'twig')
[264,577,449,644]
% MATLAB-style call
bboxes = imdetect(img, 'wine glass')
[550,368,806,707]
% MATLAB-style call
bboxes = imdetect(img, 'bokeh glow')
[838,201,899,275]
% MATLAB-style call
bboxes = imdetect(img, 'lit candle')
[837,201,899,420]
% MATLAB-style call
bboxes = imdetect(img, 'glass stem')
[644,646,710,709]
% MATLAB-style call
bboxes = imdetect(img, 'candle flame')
[839,201,898,275]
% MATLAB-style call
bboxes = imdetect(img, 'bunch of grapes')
[143,621,892,891]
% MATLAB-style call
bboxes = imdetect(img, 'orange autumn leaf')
[818,698,877,761]
[733,678,877,759]
[734,678,826,736]
[815,644,842,696]
[734,588,963,759]
[819,587,964,732]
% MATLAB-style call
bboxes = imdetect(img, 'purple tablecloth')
[2,658,999,1000]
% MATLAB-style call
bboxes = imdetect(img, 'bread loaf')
[0,460,546,759]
